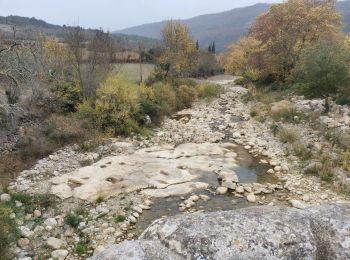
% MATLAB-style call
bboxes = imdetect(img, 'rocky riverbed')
[3,75,349,259]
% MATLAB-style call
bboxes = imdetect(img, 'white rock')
[216,187,228,195]
[47,237,63,249]
[33,210,42,218]
[44,218,58,227]
[51,249,69,260]
[247,194,257,203]
[267,169,275,174]
[0,193,11,202]
[132,206,143,214]
[235,186,244,194]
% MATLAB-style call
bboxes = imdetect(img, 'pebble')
[267,169,275,174]
[247,194,257,203]
[235,186,244,194]
[132,206,143,214]
[129,216,137,224]
[33,210,42,218]
[51,249,69,260]
[47,237,63,249]
[216,187,228,195]
[18,238,30,249]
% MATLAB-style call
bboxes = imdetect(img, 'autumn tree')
[159,21,198,77]
[221,36,262,83]
[249,0,342,80]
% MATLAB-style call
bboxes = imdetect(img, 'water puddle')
[132,143,278,237]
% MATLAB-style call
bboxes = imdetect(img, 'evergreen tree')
[212,42,216,53]
[208,43,212,53]
[196,40,199,50]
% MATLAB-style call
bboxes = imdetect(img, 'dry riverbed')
[3,75,349,259]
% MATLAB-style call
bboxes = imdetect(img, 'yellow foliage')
[248,0,343,79]
[43,37,70,73]
[159,21,198,77]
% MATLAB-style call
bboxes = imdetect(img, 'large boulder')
[91,204,350,260]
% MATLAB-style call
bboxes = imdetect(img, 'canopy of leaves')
[291,40,350,99]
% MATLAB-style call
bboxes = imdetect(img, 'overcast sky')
[0,0,282,31]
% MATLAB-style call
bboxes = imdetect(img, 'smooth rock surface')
[49,143,238,201]
[91,204,350,260]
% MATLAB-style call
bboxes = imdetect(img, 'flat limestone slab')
[49,143,238,202]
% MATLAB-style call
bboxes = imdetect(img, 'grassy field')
[115,63,155,83]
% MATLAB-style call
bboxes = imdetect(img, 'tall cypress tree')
[208,43,212,53]
[196,40,199,50]
[212,42,216,54]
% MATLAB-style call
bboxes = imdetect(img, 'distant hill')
[0,15,159,50]
[117,1,350,51]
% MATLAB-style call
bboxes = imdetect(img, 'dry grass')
[278,127,300,144]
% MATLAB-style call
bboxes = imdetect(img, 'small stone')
[289,199,307,209]
[64,228,74,237]
[199,195,210,201]
[144,200,153,206]
[47,237,63,249]
[132,206,143,214]
[51,249,69,260]
[0,193,11,202]
[247,193,256,203]
[44,218,57,227]
[18,238,30,249]
[321,194,329,200]
[189,195,200,202]
[129,216,137,224]
[216,187,228,195]
[132,212,140,218]
[139,204,151,210]
[274,166,282,172]
[235,186,244,194]
[33,210,42,218]
[267,169,275,174]
[302,195,310,202]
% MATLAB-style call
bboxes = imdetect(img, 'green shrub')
[270,123,280,136]
[319,158,334,182]
[250,109,259,117]
[75,240,89,255]
[10,193,56,213]
[0,203,19,258]
[278,127,299,143]
[271,107,302,123]
[79,75,140,136]
[65,212,81,228]
[114,215,126,223]
[325,129,350,150]
[176,85,198,109]
[54,81,81,112]
[196,83,223,99]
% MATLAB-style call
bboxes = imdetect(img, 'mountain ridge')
[117,1,350,51]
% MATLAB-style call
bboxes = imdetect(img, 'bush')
[79,74,140,136]
[114,215,126,223]
[278,127,299,143]
[153,82,177,116]
[176,85,198,109]
[250,109,259,118]
[0,203,19,258]
[65,212,81,228]
[325,129,350,151]
[292,143,313,161]
[54,81,81,112]
[342,151,350,173]
[271,107,302,123]
[196,83,223,99]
